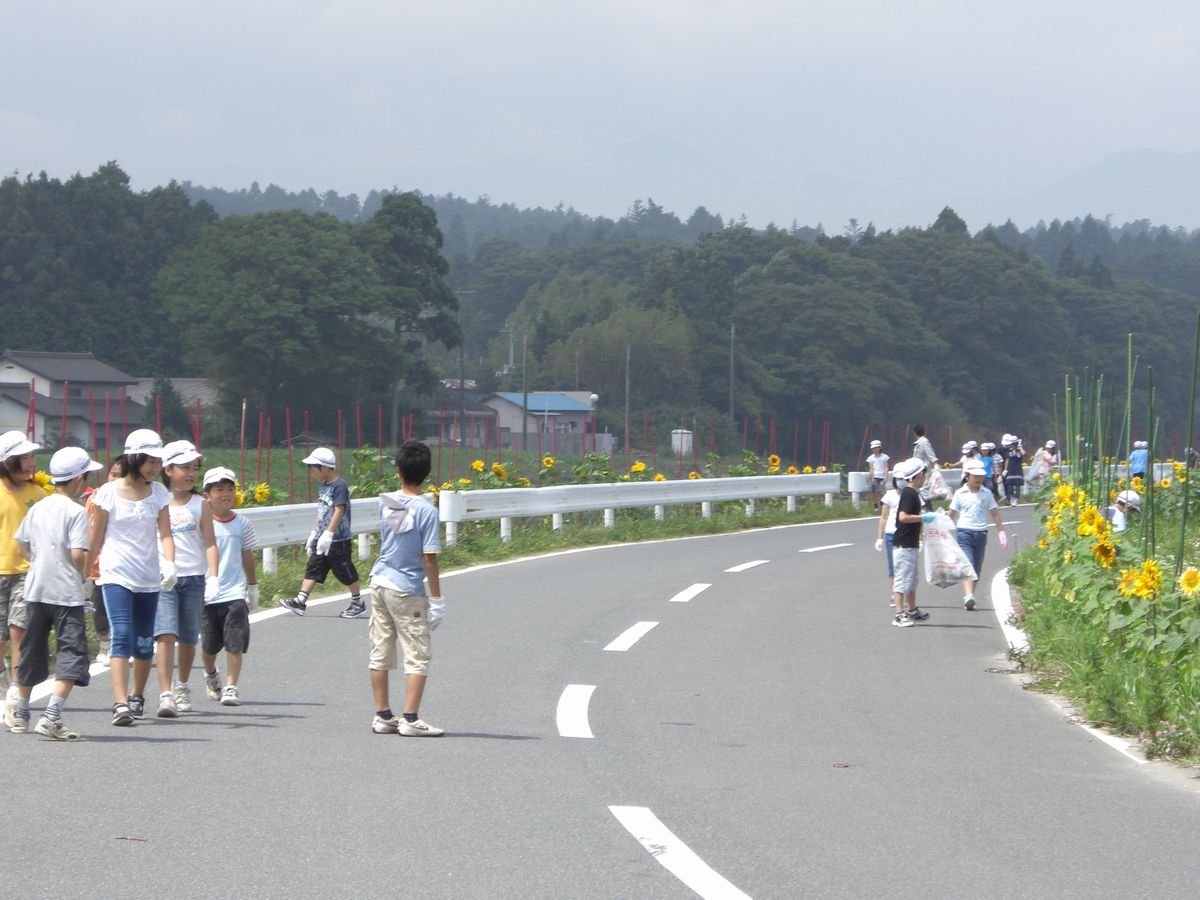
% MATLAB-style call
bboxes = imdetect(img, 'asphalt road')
[6,508,1200,899]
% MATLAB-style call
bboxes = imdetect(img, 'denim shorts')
[102,584,159,661]
[956,529,988,579]
[155,575,204,644]
[885,533,895,578]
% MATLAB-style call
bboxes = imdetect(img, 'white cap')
[301,447,336,467]
[893,457,927,481]
[1045,439,1057,449]
[963,460,987,477]
[965,440,979,450]
[981,442,996,451]
[961,443,974,454]
[48,447,103,483]
[123,429,167,458]
[0,430,41,461]
[1116,489,1141,510]
[1134,440,1148,449]
[869,439,882,449]
[202,466,237,489]
[162,440,202,467]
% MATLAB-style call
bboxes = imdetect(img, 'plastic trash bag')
[926,465,949,500]
[923,511,978,588]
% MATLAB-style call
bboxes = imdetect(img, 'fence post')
[604,508,615,529]
[262,546,278,575]
[654,504,664,522]
[702,501,712,519]
[552,512,563,532]
[787,496,796,513]
[745,498,755,517]
[500,517,512,542]
[357,533,371,560]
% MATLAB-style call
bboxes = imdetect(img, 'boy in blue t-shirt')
[367,440,444,737]
[279,447,364,619]
[199,468,259,707]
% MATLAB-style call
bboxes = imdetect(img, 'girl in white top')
[153,440,219,717]
[1028,440,1058,487]
[88,430,176,726]
[875,480,901,598]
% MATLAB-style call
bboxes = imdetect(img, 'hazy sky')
[4,1,1199,227]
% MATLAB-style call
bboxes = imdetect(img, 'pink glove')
[998,530,1009,549]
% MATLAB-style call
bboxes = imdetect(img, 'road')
[6,508,1200,898]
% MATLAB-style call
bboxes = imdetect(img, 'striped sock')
[44,695,64,721]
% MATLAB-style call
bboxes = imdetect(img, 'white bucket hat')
[869,439,882,449]
[124,429,167,458]
[48,447,103,483]
[1116,489,1141,510]
[893,457,927,481]
[162,440,202,467]
[301,447,337,467]
[202,466,238,489]
[0,430,41,461]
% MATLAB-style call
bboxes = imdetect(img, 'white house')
[482,391,613,454]
[0,350,145,449]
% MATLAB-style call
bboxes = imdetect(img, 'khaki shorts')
[0,574,28,632]
[368,586,431,675]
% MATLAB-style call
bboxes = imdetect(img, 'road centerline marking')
[724,559,768,572]
[609,806,751,899]
[800,542,853,553]
[556,684,596,738]
[604,621,659,652]
[669,583,711,603]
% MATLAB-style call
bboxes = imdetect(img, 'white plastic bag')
[926,465,949,500]
[923,511,978,588]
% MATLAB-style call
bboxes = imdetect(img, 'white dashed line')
[800,543,853,553]
[604,621,659,652]
[669,583,712,603]
[556,684,596,738]
[609,806,751,899]
[724,560,768,573]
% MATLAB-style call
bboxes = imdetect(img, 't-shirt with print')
[0,481,46,575]
[315,478,352,541]
[14,493,89,606]
[950,484,998,531]
[211,512,258,604]
[165,494,208,576]
[370,491,440,596]
[867,453,890,479]
[92,481,171,592]
[893,486,922,549]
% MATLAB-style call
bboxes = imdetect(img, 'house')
[126,377,220,410]
[482,391,613,454]
[0,350,146,450]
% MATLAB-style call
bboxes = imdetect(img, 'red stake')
[285,408,294,503]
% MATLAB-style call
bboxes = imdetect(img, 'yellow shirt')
[0,481,47,575]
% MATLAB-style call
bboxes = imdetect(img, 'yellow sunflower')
[767,454,780,467]
[653,473,666,481]
[1178,567,1200,597]
[491,461,507,480]
[688,470,701,480]
[786,465,799,475]
[471,459,484,472]
[1091,539,1117,568]
[1118,567,1140,597]
[630,460,646,474]
[802,465,813,474]
[253,483,271,504]
[542,456,555,468]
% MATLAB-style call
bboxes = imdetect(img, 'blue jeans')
[155,575,204,644]
[885,533,895,578]
[102,584,159,661]
[955,529,988,579]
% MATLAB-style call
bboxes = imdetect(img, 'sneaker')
[5,706,29,734]
[157,693,178,718]
[35,717,79,741]
[96,640,110,666]
[112,703,134,727]
[204,670,221,700]
[372,714,400,734]
[2,693,20,730]
[174,683,193,712]
[128,695,146,718]
[279,596,307,616]
[907,607,930,621]
[220,685,240,706]
[964,595,976,611]
[892,613,914,628]
[339,600,368,619]
[398,717,444,737]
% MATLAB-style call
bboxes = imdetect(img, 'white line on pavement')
[556,684,596,738]
[609,806,751,899]
[800,542,853,553]
[604,622,659,652]
[724,560,768,572]
[669,583,712,603]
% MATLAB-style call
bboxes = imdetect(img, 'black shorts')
[202,601,250,655]
[17,602,90,687]
[303,539,359,586]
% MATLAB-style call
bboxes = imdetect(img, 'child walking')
[891,458,933,627]
[154,440,220,716]
[88,429,176,726]
[5,448,102,739]
[875,473,900,602]
[865,440,890,508]
[199,468,258,706]
[948,460,1008,610]
[279,447,364,618]
[85,460,121,665]
[367,440,445,737]
[0,430,45,720]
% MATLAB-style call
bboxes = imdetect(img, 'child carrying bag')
[923,510,978,588]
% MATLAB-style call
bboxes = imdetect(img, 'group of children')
[0,428,445,742]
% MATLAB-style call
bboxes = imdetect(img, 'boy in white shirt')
[4,448,102,739]
[865,440,890,508]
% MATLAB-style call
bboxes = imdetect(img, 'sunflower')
[1138,559,1163,596]
[653,473,666,481]
[1178,567,1200,597]
[1130,475,1145,493]
[1160,478,1172,489]
[491,461,507,480]
[1091,539,1117,568]
[630,460,646,474]
[767,454,780,468]
[471,459,484,472]
[1118,567,1141,597]
[457,478,471,486]
[234,490,245,508]
[786,465,799,475]
[767,465,779,474]
[542,456,555,469]
[253,483,271,504]
[802,465,813,474]
[688,470,701,480]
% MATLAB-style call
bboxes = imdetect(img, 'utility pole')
[624,344,631,454]
[521,333,529,452]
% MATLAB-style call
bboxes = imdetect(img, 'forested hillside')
[4,163,1198,455]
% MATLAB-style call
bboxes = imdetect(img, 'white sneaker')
[173,683,193,712]
[96,641,110,666]
[157,693,178,718]
[892,613,914,628]
[220,684,240,706]
[398,717,444,737]
[372,715,400,734]
[4,698,29,732]
[964,595,976,610]
[204,670,221,700]
[35,716,79,741]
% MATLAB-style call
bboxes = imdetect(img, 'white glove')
[305,530,318,556]
[204,575,221,603]
[428,596,445,630]
[874,538,883,552]
[316,531,333,556]
[160,560,178,591]
[246,584,259,609]
[998,530,1009,550]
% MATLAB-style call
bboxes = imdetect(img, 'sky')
[4,1,1200,229]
